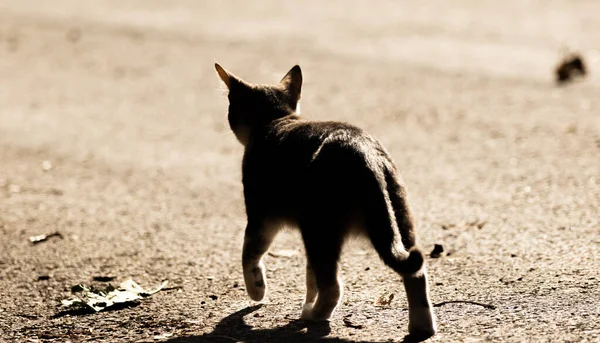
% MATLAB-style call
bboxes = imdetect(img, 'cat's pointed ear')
[215,63,237,90]
[280,65,302,102]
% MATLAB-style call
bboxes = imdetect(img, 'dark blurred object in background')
[555,53,587,85]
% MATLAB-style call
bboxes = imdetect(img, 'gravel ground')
[1,1,599,342]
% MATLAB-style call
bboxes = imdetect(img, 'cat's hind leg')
[302,262,318,315]
[242,220,277,302]
[369,225,435,335]
[378,168,437,338]
[403,267,437,338]
[299,225,343,321]
[369,224,436,337]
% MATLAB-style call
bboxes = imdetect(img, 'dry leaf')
[376,292,395,306]
[60,279,168,313]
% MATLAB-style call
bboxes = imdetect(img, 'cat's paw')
[244,261,267,301]
[300,302,315,320]
[300,303,332,322]
[408,307,437,338]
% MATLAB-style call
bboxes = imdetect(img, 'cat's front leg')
[242,222,275,302]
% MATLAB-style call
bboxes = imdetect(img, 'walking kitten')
[215,63,437,338]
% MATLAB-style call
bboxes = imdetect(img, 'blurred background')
[1,1,598,342]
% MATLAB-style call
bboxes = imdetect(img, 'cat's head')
[215,63,302,146]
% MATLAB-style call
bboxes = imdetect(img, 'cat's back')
[245,115,392,176]
[242,114,397,220]
[268,115,364,147]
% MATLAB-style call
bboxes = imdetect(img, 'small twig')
[29,232,63,244]
[343,314,364,329]
[434,300,496,310]
[162,285,183,291]
[16,313,39,319]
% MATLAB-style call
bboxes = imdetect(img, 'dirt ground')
[1,1,599,342]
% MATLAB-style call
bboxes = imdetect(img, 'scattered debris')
[37,275,51,281]
[268,249,297,258]
[565,124,578,134]
[162,285,183,292]
[153,332,173,340]
[5,183,63,196]
[442,219,487,231]
[16,313,39,320]
[343,314,364,329]
[556,53,587,84]
[183,319,202,325]
[41,161,53,171]
[500,274,526,285]
[48,188,64,196]
[29,232,63,245]
[434,300,496,310]
[60,279,168,313]
[430,244,445,258]
[376,292,395,306]
[93,276,116,282]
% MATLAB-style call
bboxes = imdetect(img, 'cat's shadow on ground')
[166,304,427,343]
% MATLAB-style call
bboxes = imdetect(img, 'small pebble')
[41,161,53,171]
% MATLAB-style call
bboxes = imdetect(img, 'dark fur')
[243,116,423,272]
[215,63,436,337]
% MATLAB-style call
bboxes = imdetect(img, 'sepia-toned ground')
[1,1,599,342]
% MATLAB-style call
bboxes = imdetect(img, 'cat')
[215,63,437,338]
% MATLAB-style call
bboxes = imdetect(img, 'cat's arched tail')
[364,163,424,276]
